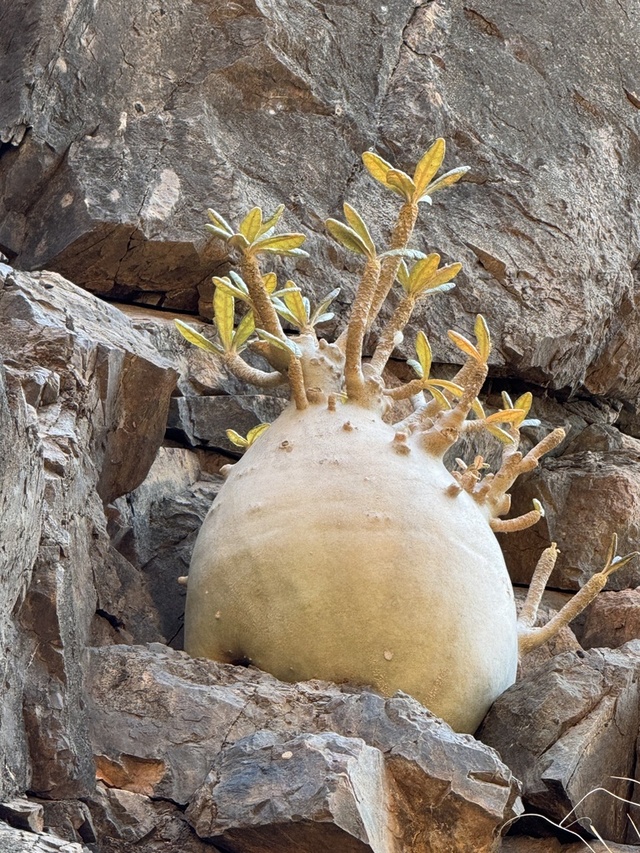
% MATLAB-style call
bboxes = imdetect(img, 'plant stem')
[370,294,416,374]
[345,256,381,402]
[366,202,419,331]
[240,252,285,339]
[224,353,286,389]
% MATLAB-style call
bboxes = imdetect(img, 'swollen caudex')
[177,139,637,733]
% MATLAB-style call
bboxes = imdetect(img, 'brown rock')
[86,644,521,852]
[581,588,640,650]
[479,643,640,844]
[514,589,582,679]
[0,799,44,833]
[0,821,92,852]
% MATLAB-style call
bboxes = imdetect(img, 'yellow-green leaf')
[362,151,394,186]
[416,262,463,295]
[485,409,525,426]
[501,391,514,409]
[233,311,256,350]
[408,253,441,294]
[385,169,416,201]
[428,379,464,397]
[206,208,234,236]
[471,398,486,419]
[258,204,285,237]
[226,429,249,448]
[447,329,481,361]
[428,386,451,410]
[397,261,410,291]
[228,233,250,250]
[174,320,223,355]
[486,424,516,444]
[252,233,307,254]
[343,203,376,257]
[474,315,491,361]
[263,272,278,294]
[325,218,369,255]
[532,498,545,517]
[239,207,263,243]
[283,285,309,326]
[255,329,302,358]
[247,422,270,445]
[413,138,446,196]
[213,275,251,303]
[605,533,619,568]
[514,392,533,418]
[423,166,470,198]
[415,330,432,379]
[214,287,235,351]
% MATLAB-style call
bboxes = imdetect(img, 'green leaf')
[362,151,394,186]
[532,499,545,517]
[407,253,441,294]
[255,329,302,358]
[174,320,223,355]
[343,203,376,257]
[428,386,451,409]
[385,169,416,201]
[474,314,491,361]
[271,286,301,297]
[447,329,481,361]
[206,208,234,237]
[205,224,234,241]
[251,233,307,255]
[239,207,263,243]
[407,358,423,378]
[214,287,235,351]
[397,261,410,291]
[380,248,427,260]
[501,391,514,409]
[272,299,301,328]
[514,392,533,418]
[228,233,250,250]
[263,272,278,294]
[471,398,486,419]
[257,204,285,238]
[486,424,516,444]
[423,166,470,197]
[413,138,446,196]
[313,312,335,325]
[414,262,462,295]
[284,286,309,326]
[325,218,369,255]
[309,287,340,325]
[485,409,525,426]
[212,275,251,303]
[233,311,256,350]
[226,428,249,448]
[415,330,432,380]
[246,422,270,445]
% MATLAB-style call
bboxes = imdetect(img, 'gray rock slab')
[479,643,640,844]
[86,643,521,853]
[0,821,91,852]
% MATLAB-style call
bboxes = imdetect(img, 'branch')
[224,352,287,389]
[421,358,488,456]
[370,294,416,374]
[366,201,419,331]
[240,252,285,339]
[518,543,559,629]
[490,509,542,533]
[344,257,381,402]
[486,428,565,511]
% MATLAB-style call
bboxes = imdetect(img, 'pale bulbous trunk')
[185,401,518,733]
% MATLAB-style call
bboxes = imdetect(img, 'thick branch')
[240,252,285,339]
[490,510,541,533]
[385,378,425,401]
[486,428,565,511]
[288,357,308,411]
[224,352,286,389]
[345,257,381,402]
[421,359,488,456]
[370,294,416,374]
[366,202,419,331]
[518,543,559,629]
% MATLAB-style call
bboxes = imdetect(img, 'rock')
[87,783,214,852]
[167,394,289,452]
[0,267,175,799]
[186,730,397,852]
[0,800,44,833]
[479,643,640,844]
[38,801,96,846]
[0,821,92,852]
[86,644,521,852]
[109,447,222,646]
[501,840,640,853]
[499,440,640,591]
[581,589,640,650]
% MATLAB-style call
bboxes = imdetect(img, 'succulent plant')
[177,140,636,733]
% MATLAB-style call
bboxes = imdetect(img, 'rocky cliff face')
[1,1,640,851]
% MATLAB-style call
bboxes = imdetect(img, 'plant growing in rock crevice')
[177,140,635,733]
